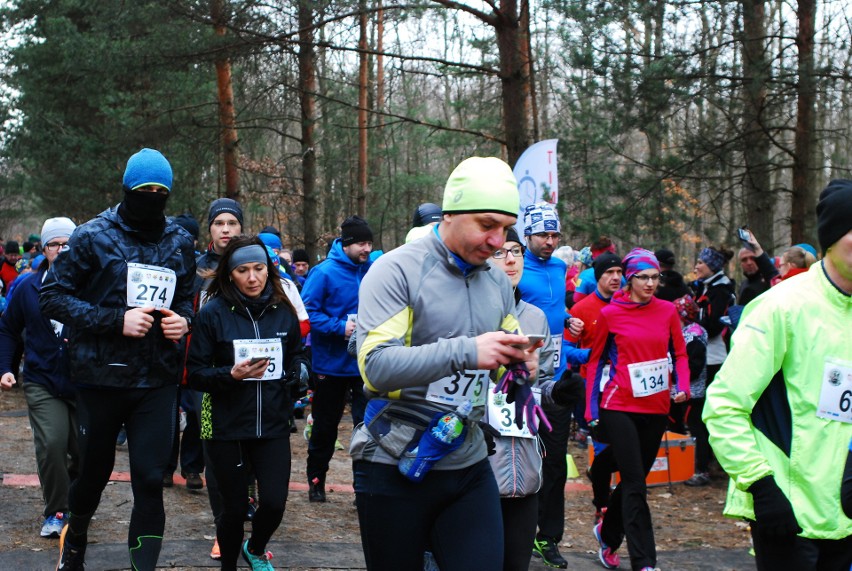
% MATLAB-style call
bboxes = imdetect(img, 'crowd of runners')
[0,148,850,571]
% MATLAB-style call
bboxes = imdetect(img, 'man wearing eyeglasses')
[0,217,78,540]
[516,202,574,568]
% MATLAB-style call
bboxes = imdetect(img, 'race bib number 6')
[628,358,669,398]
[816,357,852,424]
[126,263,176,310]
[426,369,488,407]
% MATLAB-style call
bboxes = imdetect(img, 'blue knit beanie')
[258,232,283,250]
[123,149,173,192]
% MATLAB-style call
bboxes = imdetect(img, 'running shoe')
[531,537,568,569]
[594,507,607,526]
[593,522,620,569]
[182,472,204,490]
[241,539,274,571]
[115,427,127,446]
[210,538,221,560]
[684,472,711,487]
[308,477,326,503]
[56,524,85,571]
[639,567,661,571]
[41,512,66,538]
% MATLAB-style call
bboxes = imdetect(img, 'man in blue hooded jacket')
[302,215,373,502]
[0,216,78,539]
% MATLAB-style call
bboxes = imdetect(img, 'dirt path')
[0,386,751,569]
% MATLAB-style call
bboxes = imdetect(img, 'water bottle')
[399,401,473,481]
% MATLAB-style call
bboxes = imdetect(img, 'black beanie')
[817,179,852,253]
[654,248,676,268]
[341,216,373,246]
[173,214,200,240]
[292,248,310,264]
[594,252,622,282]
[208,198,243,228]
[412,203,442,228]
[505,227,522,246]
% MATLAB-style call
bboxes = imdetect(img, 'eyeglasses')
[492,246,524,259]
[44,242,69,251]
[532,232,561,241]
[632,273,661,283]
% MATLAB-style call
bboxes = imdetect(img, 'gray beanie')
[41,217,77,246]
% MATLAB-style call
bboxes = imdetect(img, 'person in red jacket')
[585,248,689,571]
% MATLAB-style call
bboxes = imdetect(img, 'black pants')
[535,406,571,542]
[689,363,720,473]
[206,437,291,571]
[166,387,204,475]
[751,527,852,571]
[501,494,538,571]
[67,385,177,571]
[353,459,503,571]
[598,409,667,571]
[589,443,617,511]
[306,374,367,482]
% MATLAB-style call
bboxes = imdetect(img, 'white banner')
[513,139,559,240]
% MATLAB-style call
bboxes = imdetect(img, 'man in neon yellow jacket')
[704,179,852,570]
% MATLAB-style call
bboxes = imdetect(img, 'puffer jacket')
[40,207,196,389]
[186,293,308,440]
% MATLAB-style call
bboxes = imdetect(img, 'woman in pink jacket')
[585,248,689,571]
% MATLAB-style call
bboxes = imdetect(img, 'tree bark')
[298,0,320,263]
[740,0,774,247]
[211,0,239,199]
[791,0,816,244]
[495,0,532,166]
[356,0,369,217]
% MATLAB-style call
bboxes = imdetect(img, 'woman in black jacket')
[187,236,308,571]
[687,246,736,486]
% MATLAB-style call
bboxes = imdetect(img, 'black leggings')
[598,409,667,571]
[501,494,538,571]
[751,527,852,571]
[206,437,291,571]
[689,363,721,473]
[353,459,503,571]
[68,385,177,571]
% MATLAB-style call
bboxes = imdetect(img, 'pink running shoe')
[593,521,620,569]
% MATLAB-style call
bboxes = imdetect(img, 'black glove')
[749,475,802,538]
[287,359,311,392]
[551,371,585,408]
[478,421,500,456]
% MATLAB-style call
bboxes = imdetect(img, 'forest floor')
[0,386,753,570]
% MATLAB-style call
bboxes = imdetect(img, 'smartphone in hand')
[249,356,270,366]
[737,226,755,251]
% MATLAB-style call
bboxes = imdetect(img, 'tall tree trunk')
[211,0,239,199]
[791,0,816,244]
[740,0,774,247]
[298,0,320,262]
[495,0,532,166]
[356,0,369,217]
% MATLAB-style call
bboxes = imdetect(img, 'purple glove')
[512,381,552,435]
[494,361,531,396]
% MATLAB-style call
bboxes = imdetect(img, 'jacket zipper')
[243,304,269,438]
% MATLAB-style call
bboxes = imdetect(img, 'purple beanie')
[622,248,660,281]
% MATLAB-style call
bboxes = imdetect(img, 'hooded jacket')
[0,267,73,398]
[518,249,568,378]
[586,290,689,421]
[704,262,852,539]
[186,294,307,440]
[694,271,736,365]
[40,206,196,389]
[300,238,370,376]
